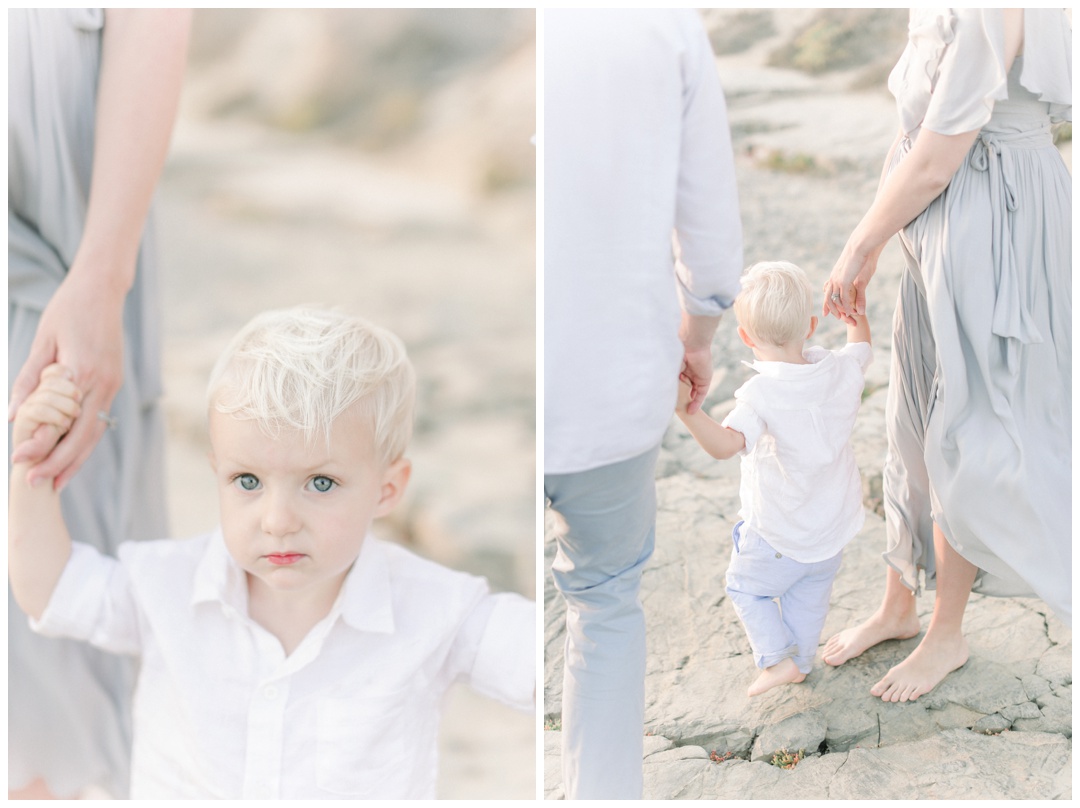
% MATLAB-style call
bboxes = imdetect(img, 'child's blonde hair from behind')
[733,261,814,348]
[207,306,415,466]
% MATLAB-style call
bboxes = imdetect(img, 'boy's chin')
[245,566,341,596]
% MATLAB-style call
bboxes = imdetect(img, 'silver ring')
[830,293,841,302]
[97,411,118,431]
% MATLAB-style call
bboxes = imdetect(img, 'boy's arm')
[9,465,74,621]
[675,379,745,460]
[9,365,81,620]
[846,312,871,347]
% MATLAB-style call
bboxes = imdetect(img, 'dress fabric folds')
[8,9,169,796]
[882,9,1071,624]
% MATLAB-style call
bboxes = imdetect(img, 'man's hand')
[679,346,714,415]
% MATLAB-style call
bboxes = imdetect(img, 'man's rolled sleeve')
[30,541,142,655]
[463,593,535,711]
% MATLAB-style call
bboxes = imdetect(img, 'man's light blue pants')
[725,522,843,674]
[544,445,659,800]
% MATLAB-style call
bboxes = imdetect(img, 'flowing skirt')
[882,113,1071,625]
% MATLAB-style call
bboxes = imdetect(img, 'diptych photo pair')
[6,7,1072,802]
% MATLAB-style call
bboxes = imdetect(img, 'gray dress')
[9,9,169,796]
[882,9,1071,623]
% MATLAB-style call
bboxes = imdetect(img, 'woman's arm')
[824,8,1025,321]
[8,9,191,490]
[825,126,980,318]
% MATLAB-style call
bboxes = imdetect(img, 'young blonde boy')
[9,307,535,799]
[675,261,871,697]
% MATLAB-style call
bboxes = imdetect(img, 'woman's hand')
[8,265,127,490]
[823,240,880,324]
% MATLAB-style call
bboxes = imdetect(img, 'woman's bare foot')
[870,632,968,702]
[822,608,921,666]
[748,657,806,697]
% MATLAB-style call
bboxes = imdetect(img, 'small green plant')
[709,750,736,764]
[769,748,804,769]
[544,717,562,731]
[758,150,821,175]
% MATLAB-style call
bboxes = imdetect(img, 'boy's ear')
[737,325,756,349]
[807,316,818,339]
[374,457,411,518]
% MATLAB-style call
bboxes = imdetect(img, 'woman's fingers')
[8,342,59,421]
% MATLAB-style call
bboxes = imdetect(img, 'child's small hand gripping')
[11,364,83,485]
[675,375,693,417]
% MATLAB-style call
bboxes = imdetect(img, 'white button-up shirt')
[31,530,535,799]
[722,343,873,563]
[545,9,743,475]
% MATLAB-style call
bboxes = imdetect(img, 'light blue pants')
[544,445,659,800]
[725,522,843,674]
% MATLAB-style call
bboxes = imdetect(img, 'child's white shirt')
[721,342,873,562]
[30,530,535,799]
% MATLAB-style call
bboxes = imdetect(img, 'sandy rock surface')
[544,9,1071,800]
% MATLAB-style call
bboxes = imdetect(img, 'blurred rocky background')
[543,8,1070,800]
[156,9,535,800]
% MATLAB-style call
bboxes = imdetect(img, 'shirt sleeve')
[30,541,143,655]
[838,341,873,374]
[673,11,743,316]
[721,400,765,454]
[922,9,1010,136]
[454,592,535,712]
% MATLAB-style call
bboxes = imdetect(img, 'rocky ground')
[543,9,1071,800]
[157,10,535,799]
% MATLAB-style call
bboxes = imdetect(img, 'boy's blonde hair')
[733,261,814,348]
[207,307,415,465]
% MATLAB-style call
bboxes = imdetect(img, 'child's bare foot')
[748,657,805,697]
[821,608,921,666]
[870,632,968,702]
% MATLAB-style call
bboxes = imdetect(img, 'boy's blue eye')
[309,476,335,493]
[235,474,260,491]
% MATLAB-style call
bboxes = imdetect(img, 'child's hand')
[675,375,693,416]
[11,364,82,470]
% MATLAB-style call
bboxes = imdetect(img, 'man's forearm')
[679,312,721,352]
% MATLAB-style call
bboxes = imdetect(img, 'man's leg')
[545,445,659,800]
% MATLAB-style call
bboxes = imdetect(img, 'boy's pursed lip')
[265,553,306,566]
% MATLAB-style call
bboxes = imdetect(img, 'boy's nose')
[260,492,301,537]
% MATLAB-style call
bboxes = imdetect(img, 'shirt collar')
[190,528,396,635]
[743,347,833,378]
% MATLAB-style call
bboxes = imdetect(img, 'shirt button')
[775,552,782,559]
[264,685,279,700]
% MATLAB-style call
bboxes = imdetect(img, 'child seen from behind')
[675,261,871,696]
